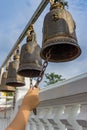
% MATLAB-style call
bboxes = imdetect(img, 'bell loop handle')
[16,45,20,54]
[49,0,54,5]
[50,0,68,10]
[26,30,37,45]
[13,46,20,61]
[26,24,34,36]
[31,31,37,43]
[26,24,35,42]
[29,24,34,33]
[49,0,62,5]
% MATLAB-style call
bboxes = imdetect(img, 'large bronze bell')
[18,30,42,77]
[6,50,25,87]
[0,71,15,92]
[40,1,81,62]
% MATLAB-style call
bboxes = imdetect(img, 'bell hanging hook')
[26,24,34,42]
[49,0,61,5]
[26,24,37,43]
[49,0,68,8]
[26,24,34,36]
[13,45,20,61]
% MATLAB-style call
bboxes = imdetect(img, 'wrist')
[20,104,31,111]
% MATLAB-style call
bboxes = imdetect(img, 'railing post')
[76,104,87,130]
[38,108,54,130]
[66,104,82,130]
[39,106,66,130]
[30,113,44,130]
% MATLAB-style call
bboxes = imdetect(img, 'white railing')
[29,103,87,130]
[0,73,87,130]
[28,73,87,130]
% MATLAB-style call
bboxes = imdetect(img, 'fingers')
[27,86,40,95]
[33,87,40,90]
[32,87,40,94]
[30,86,40,91]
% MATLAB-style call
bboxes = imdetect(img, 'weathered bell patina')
[18,31,42,77]
[40,1,81,62]
[6,52,25,87]
[0,71,15,92]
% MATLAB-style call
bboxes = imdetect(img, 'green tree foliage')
[6,92,14,101]
[6,92,13,96]
[44,72,65,86]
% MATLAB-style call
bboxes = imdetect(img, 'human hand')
[22,87,40,111]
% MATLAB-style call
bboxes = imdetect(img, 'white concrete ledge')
[40,72,87,103]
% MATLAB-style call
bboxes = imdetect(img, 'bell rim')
[40,40,81,62]
[6,80,25,87]
[0,86,15,92]
[0,90,15,92]
[17,64,42,77]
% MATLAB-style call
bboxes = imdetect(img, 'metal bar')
[0,0,49,69]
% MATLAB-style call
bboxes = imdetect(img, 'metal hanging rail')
[0,0,49,69]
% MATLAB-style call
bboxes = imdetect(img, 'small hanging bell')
[40,1,81,62]
[0,71,15,92]
[6,49,25,87]
[17,29,42,77]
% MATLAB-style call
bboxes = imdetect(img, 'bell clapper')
[35,49,51,88]
[13,90,16,110]
[33,49,51,115]
[4,93,7,119]
[30,78,33,88]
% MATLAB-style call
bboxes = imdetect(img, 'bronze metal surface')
[40,2,81,62]
[0,71,15,92]
[18,31,42,77]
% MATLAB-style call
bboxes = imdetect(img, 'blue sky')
[0,0,87,86]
